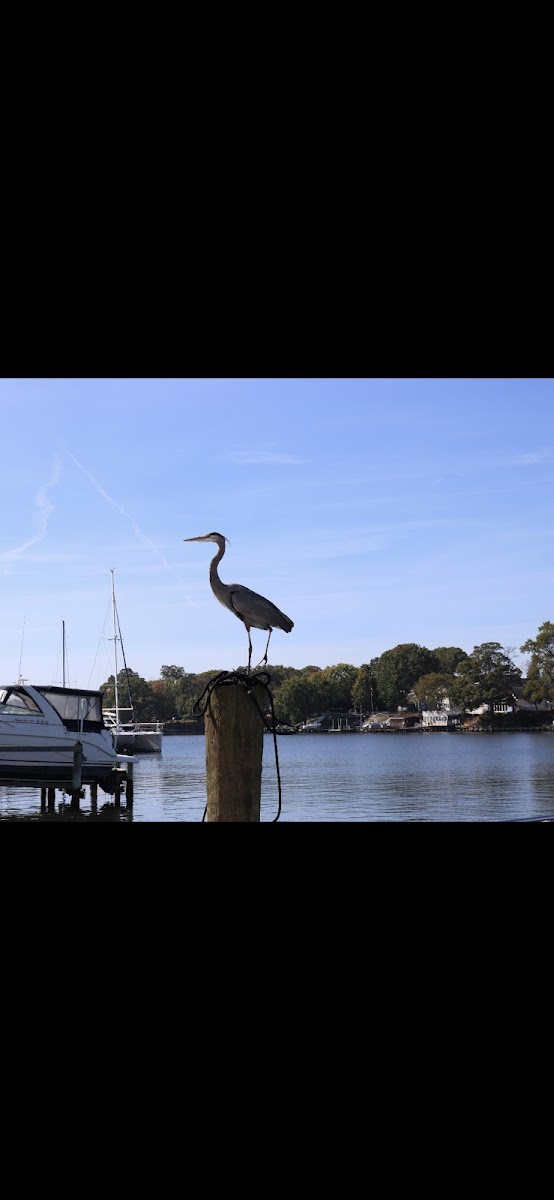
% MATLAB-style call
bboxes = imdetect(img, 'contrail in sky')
[65,449,191,595]
[0,455,62,562]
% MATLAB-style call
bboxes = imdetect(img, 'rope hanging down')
[192,670,297,822]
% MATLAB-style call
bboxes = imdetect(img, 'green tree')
[100,668,158,720]
[263,664,307,690]
[160,665,186,681]
[274,675,323,725]
[351,664,378,712]
[449,643,521,717]
[431,646,468,674]
[520,621,554,707]
[319,663,358,709]
[411,672,453,710]
[371,644,440,711]
[159,665,205,719]
[149,679,175,721]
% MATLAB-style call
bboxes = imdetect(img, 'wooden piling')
[70,741,84,807]
[125,763,134,805]
[204,679,264,821]
[72,742,83,790]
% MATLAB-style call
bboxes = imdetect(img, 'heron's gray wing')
[228,584,293,631]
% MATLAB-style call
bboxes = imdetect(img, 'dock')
[0,741,134,820]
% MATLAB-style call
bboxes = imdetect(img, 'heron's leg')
[246,625,252,674]
[260,628,272,667]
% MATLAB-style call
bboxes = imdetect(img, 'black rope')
[192,670,297,822]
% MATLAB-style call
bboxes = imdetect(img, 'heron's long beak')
[183,536,206,542]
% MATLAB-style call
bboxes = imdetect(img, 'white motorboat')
[0,681,133,793]
[101,570,163,754]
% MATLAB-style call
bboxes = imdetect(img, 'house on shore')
[388,711,423,730]
[466,677,554,716]
[422,677,553,726]
[421,707,462,729]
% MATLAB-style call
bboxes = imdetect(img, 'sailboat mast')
[111,568,120,728]
[62,620,66,687]
[18,617,26,683]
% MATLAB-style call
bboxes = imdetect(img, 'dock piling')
[125,762,134,805]
[204,678,264,821]
[70,741,84,807]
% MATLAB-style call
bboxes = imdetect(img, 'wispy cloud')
[65,449,191,599]
[512,449,553,465]
[0,456,62,562]
[229,449,306,465]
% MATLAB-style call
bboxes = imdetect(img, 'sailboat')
[102,570,163,754]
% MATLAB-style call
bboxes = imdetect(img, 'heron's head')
[183,532,229,546]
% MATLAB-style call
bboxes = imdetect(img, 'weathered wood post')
[204,679,264,821]
[125,762,134,806]
[71,741,83,807]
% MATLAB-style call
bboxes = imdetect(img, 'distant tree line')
[99,621,554,727]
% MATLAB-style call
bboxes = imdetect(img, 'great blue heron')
[184,532,294,672]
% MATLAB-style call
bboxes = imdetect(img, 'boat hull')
[113,730,162,754]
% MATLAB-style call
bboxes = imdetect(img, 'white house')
[421,708,462,728]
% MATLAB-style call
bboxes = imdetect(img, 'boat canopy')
[35,686,105,731]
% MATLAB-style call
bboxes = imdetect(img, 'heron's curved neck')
[209,539,227,599]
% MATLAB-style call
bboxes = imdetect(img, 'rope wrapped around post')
[192,670,297,822]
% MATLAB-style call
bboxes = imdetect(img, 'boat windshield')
[0,687,42,715]
[35,687,104,731]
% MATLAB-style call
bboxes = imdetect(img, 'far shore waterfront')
[161,709,554,736]
[98,637,554,737]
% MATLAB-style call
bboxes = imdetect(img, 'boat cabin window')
[35,687,104,732]
[0,687,42,715]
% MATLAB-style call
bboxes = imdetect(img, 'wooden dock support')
[70,741,84,807]
[72,742,83,793]
[204,679,264,821]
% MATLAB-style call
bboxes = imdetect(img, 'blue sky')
[1,378,552,687]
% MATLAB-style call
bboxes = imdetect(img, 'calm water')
[2,731,554,821]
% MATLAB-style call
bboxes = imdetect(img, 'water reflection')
[0,783,133,821]
[0,801,133,821]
